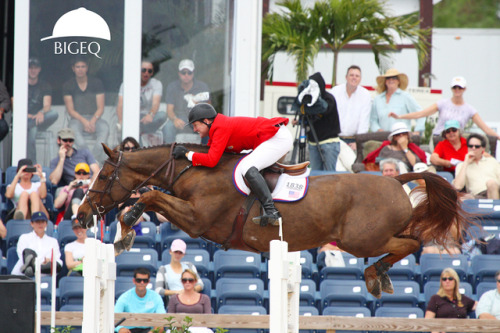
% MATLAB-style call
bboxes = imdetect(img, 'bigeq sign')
[41,7,111,59]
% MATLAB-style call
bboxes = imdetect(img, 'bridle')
[84,143,192,224]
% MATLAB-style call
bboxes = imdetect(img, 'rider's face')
[192,120,210,138]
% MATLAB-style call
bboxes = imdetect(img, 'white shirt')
[119,77,163,115]
[64,240,86,261]
[12,230,62,276]
[331,83,372,136]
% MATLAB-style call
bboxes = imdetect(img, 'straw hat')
[376,68,409,93]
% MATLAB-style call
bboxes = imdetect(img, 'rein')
[85,143,187,223]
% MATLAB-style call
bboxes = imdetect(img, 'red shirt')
[433,137,467,172]
[192,114,289,167]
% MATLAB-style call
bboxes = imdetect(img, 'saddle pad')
[233,157,309,202]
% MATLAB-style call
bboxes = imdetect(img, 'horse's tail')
[395,172,477,250]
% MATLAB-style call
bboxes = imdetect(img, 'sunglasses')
[75,171,89,175]
[441,277,454,281]
[386,76,399,80]
[180,70,193,76]
[141,68,153,74]
[452,86,464,90]
[135,278,150,284]
[61,138,74,143]
[173,250,184,254]
[497,280,500,283]
[445,128,458,134]
[123,146,135,151]
[181,278,195,283]
[468,144,483,149]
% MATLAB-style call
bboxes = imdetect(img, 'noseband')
[85,143,190,224]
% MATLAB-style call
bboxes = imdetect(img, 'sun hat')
[75,162,90,173]
[413,162,429,173]
[31,211,48,222]
[376,68,409,93]
[178,59,195,72]
[170,239,187,254]
[450,76,466,88]
[444,119,460,131]
[388,122,410,140]
[58,128,75,140]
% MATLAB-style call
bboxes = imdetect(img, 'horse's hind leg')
[364,236,420,299]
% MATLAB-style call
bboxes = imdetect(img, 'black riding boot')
[245,167,281,227]
[21,248,37,277]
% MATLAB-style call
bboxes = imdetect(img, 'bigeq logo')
[41,7,111,59]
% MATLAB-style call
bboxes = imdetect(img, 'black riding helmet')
[188,103,217,125]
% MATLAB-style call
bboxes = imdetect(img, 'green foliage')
[434,0,500,28]
[51,326,74,333]
[153,315,228,333]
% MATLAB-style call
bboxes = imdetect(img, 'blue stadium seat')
[6,246,18,274]
[299,250,315,280]
[419,253,468,286]
[423,281,473,305]
[375,306,424,318]
[436,171,453,184]
[462,199,500,219]
[59,304,83,312]
[475,282,496,300]
[215,278,264,311]
[57,220,77,250]
[299,305,319,316]
[0,249,4,274]
[367,254,417,281]
[39,275,54,306]
[319,280,368,310]
[5,220,33,249]
[161,248,211,280]
[59,276,84,307]
[322,306,371,333]
[160,226,209,253]
[374,280,421,310]
[318,252,364,282]
[109,220,157,249]
[115,248,158,277]
[213,250,261,281]
[299,279,317,307]
[471,254,500,287]
[217,305,267,333]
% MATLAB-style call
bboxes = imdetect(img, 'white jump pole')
[82,236,116,332]
[269,239,301,333]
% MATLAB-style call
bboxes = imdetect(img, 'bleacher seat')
[470,254,500,287]
[318,252,364,282]
[57,220,77,249]
[215,278,264,311]
[374,306,424,318]
[59,304,84,312]
[5,220,33,249]
[436,171,453,183]
[109,220,157,249]
[374,280,420,310]
[114,275,155,299]
[322,306,371,333]
[160,225,209,253]
[299,305,319,316]
[367,254,417,281]
[59,276,84,307]
[462,199,500,219]
[423,281,473,305]
[6,246,18,274]
[0,249,4,274]
[419,253,468,286]
[475,282,496,300]
[115,248,158,277]
[319,280,368,310]
[39,276,53,306]
[161,248,211,280]
[299,250,315,280]
[214,250,261,281]
[217,305,267,333]
[299,279,317,307]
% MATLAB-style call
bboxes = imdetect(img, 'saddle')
[263,161,310,192]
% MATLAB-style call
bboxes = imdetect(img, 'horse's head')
[77,143,144,228]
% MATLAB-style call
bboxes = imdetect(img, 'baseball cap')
[170,239,187,254]
[178,59,195,72]
[71,218,82,229]
[413,163,429,173]
[451,76,466,88]
[31,211,48,222]
[75,162,90,173]
[444,119,460,131]
[58,128,75,140]
[29,57,41,67]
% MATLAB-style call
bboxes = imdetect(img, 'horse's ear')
[102,143,115,158]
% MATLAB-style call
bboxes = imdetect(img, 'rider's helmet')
[188,103,217,124]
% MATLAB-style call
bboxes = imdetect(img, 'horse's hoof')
[380,273,394,294]
[123,202,146,227]
[114,241,126,256]
[114,230,137,256]
[366,278,382,299]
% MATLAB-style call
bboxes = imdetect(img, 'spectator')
[389,76,500,140]
[62,56,109,162]
[454,133,500,199]
[115,267,166,333]
[116,60,167,136]
[155,239,204,301]
[64,218,87,276]
[167,268,211,314]
[54,162,91,221]
[476,270,500,319]
[0,79,11,142]
[27,57,59,162]
[5,158,48,220]
[49,128,100,187]
[12,211,62,277]
[370,68,424,133]
[163,59,210,143]
[363,122,427,172]
[118,136,140,152]
[0,218,6,239]
[425,267,476,326]
[430,120,467,174]
[331,65,372,150]
[380,158,411,194]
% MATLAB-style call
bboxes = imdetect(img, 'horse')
[77,143,474,298]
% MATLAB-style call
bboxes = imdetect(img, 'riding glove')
[172,145,188,159]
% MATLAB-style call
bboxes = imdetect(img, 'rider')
[171,103,293,227]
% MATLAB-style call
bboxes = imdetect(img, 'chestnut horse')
[77,143,473,298]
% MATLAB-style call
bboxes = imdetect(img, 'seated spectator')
[115,267,166,333]
[454,133,500,199]
[155,239,204,301]
[54,162,91,221]
[380,158,411,194]
[118,136,140,152]
[64,218,87,276]
[425,267,476,324]
[12,211,62,277]
[0,218,6,239]
[168,268,211,314]
[476,270,500,319]
[363,122,426,172]
[430,120,467,174]
[49,128,100,188]
[5,158,48,220]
